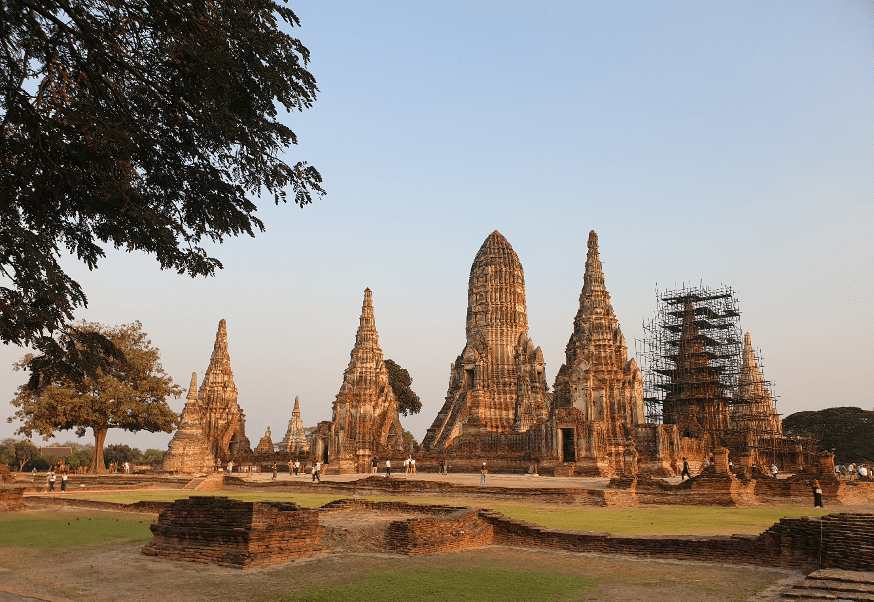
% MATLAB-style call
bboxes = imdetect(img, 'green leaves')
[384,358,422,417]
[1,0,324,345]
[8,321,182,469]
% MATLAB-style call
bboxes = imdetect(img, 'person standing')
[49,472,56,491]
[411,457,416,474]
[480,462,488,486]
[371,457,378,474]
[61,472,68,492]
[681,458,690,481]
[271,463,277,480]
[812,479,824,508]
[385,459,391,477]
[227,460,234,473]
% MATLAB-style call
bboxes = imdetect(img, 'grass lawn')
[55,489,832,536]
[0,509,154,547]
[278,568,594,602]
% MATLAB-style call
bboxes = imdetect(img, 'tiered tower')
[197,319,251,460]
[422,231,550,451]
[162,372,213,473]
[552,231,645,435]
[311,289,406,473]
[279,396,309,453]
[733,332,783,463]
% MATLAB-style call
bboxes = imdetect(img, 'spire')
[353,288,381,355]
[293,395,301,416]
[187,372,198,402]
[582,230,606,295]
[467,230,528,338]
[202,319,236,390]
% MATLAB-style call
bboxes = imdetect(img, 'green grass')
[278,568,594,602]
[0,510,154,547]
[59,489,833,536]
[482,504,833,536]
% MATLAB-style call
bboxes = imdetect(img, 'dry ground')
[0,505,805,602]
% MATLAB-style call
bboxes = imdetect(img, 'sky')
[1,0,872,451]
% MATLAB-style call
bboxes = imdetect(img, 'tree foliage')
[0,437,40,471]
[103,444,142,467]
[384,359,422,417]
[783,406,874,464]
[0,0,323,346]
[8,320,182,471]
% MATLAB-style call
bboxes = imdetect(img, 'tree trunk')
[91,427,108,473]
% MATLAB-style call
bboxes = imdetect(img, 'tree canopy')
[1,0,323,346]
[9,321,181,471]
[0,437,40,471]
[385,359,422,417]
[783,406,874,464]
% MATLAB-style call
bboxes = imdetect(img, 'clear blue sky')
[2,0,872,451]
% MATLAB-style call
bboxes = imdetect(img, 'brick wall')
[0,486,28,512]
[141,497,325,568]
[481,509,874,571]
[319,499,493,555]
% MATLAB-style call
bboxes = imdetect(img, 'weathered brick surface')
[482,510,874,571]
[0,486,28,512]
[319,499,493,555]
[141,497,324,568]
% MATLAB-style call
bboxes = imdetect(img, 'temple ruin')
[279,397,310,454]
[422,231,551,451]
[163,320,251,473]
[639,286,814,472]
[160,232,815,478]
[310,288,407,473]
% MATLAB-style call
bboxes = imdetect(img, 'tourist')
[812,479,823,508]
[227,460,234,473]
[61,472,68,492]
[480,462,488,486]
[410,457,416,474]
[771,464,779,477]
[311,464,320,482]
[403,456,409,474]
[271,463,277,480]
[371,457,378,474]
[385,459,391,477]
[439,459,446,475]
[49,472,56,491]
[859,465,869,478]
[681,458,690,481]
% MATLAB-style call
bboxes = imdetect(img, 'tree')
[103,444,142,468]
[402,430,418,450]
[0,437,41,472]
[783,407,874,464]
[9,321,182,472]
[1,0,324,347]
[143,448,165,461]
[385,359,422,417]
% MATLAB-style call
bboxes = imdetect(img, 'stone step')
[785,586,874,601]
[182,477,207,490]
[809,571,874,585]
[796,580,874,593]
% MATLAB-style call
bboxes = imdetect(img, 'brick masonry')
[481,510,874,571]
[0,486,28,512]
[141,497,325,568]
